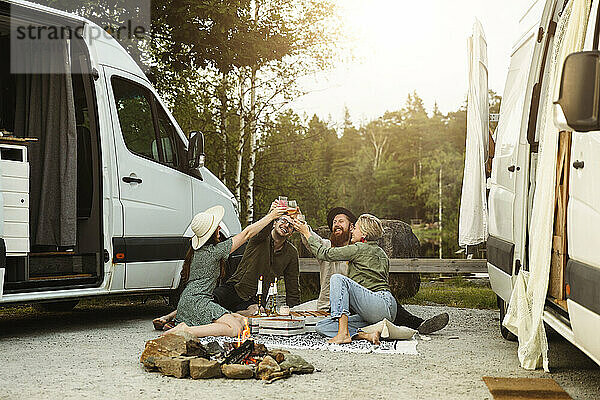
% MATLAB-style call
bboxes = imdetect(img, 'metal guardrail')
[299,258,488,274]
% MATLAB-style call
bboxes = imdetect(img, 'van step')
[29,252,79,257]
[29,273,94,281]
[3,276,100,294]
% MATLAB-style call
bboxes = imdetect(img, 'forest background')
[41,0,501,257]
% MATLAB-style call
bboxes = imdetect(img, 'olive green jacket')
[307,235,390,293]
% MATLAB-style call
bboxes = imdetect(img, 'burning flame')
[244,356,258,365]
[235,319,251,347]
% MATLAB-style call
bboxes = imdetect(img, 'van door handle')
[508,165,520,172]
[573,160,585,169]
[122,176,142,184]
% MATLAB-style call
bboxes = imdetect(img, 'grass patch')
[401,276,497,309]
[296,274,497,310]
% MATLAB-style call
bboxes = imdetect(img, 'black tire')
[497,296,518,341]
[37,300,80,312]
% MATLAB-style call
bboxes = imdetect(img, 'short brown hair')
[356,214,384,241]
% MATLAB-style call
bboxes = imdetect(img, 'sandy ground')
[0,300,599,400]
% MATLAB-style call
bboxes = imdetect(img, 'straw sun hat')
[190,205,225,250]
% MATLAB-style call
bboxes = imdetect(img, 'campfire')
[236,320,252,346]
[140,325,314,382]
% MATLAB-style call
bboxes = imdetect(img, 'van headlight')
[231,196,240,217]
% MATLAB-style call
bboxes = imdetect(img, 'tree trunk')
[234,71,246,204]
[219,74,228,185]
[245,66,258,223]
[244,1,260,223]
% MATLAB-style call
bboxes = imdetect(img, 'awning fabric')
[459,19,489,247]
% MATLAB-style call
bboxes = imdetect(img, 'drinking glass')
[278,196,288,208]
[287,200,298,216]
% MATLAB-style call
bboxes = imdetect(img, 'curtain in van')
[503,0,590,372]
[13,38,77,247]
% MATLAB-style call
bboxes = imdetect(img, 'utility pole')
[439,166,442,259]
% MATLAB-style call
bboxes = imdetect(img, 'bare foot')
[162,322,188,336]
[152,317,167,330]
[153,311,176,330]
[356,330,381,345]
[328,333,352,344]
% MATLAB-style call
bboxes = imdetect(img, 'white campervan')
[0,0,241,308]
[486,0,600,366]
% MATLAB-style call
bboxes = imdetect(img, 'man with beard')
[213,213,300,312]
[300,207,357,311]
[301,207,449,334]
[153,206,300,330]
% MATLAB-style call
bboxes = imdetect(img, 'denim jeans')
[316,274,397,338]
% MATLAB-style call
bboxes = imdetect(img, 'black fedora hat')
[327,207,357,230]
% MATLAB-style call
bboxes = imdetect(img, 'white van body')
[0,0,241,305]
[486,0,600,366]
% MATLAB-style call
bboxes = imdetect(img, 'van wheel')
[37,300,80,312]
[497,296,518,342]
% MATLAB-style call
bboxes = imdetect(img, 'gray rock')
[141,355,159,371]
[205,341,225,357]
[379,219,421,299]
[309,220,421,299]
[257,356,281,380]
[155,356,192,378]
[140,332,209,368]
[190,358,222,379]
[221,364,254,379]
[279,354,314,374]
[267,349,288,364]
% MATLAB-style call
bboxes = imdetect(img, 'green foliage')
[250,91,482,258]
[33,1,499,256]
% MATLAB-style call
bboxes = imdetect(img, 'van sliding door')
[104,67,192,290]
[488,0,550,278]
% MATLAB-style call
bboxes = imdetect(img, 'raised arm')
[230,201,286,253]
[292,219,358,262]
[299,224,328,256]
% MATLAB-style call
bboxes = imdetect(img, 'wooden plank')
[551,297,568,311]
[298,258,487,274]
[549,130,571,300]
[29,273,93,281]
[0,137,38,144]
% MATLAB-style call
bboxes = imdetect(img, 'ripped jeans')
[315,274,397,338]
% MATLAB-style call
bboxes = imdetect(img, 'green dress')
[176,238,232,326]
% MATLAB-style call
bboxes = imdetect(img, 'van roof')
[6,0,147,81]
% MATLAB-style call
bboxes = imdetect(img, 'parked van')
[0,0,241,307]
[485,0,600,366]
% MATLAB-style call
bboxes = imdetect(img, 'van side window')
[156,106,179,168]
[112,78,159,162]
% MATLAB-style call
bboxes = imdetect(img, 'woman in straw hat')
[293,213,395,345]
[164,201,286,338]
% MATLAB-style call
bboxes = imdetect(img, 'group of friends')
[152,201,449,345]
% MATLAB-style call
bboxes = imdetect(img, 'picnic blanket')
[201,332,419,355]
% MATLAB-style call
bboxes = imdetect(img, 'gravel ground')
[0,300,599,399]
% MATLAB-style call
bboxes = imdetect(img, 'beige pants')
[317,259,348,310]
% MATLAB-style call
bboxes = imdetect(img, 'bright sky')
[291,0,526,127]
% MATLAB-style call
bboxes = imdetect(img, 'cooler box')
[0,143,30,255]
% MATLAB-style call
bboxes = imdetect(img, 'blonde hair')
[356,214,384,241]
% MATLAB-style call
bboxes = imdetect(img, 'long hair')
[179,229,225,291]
